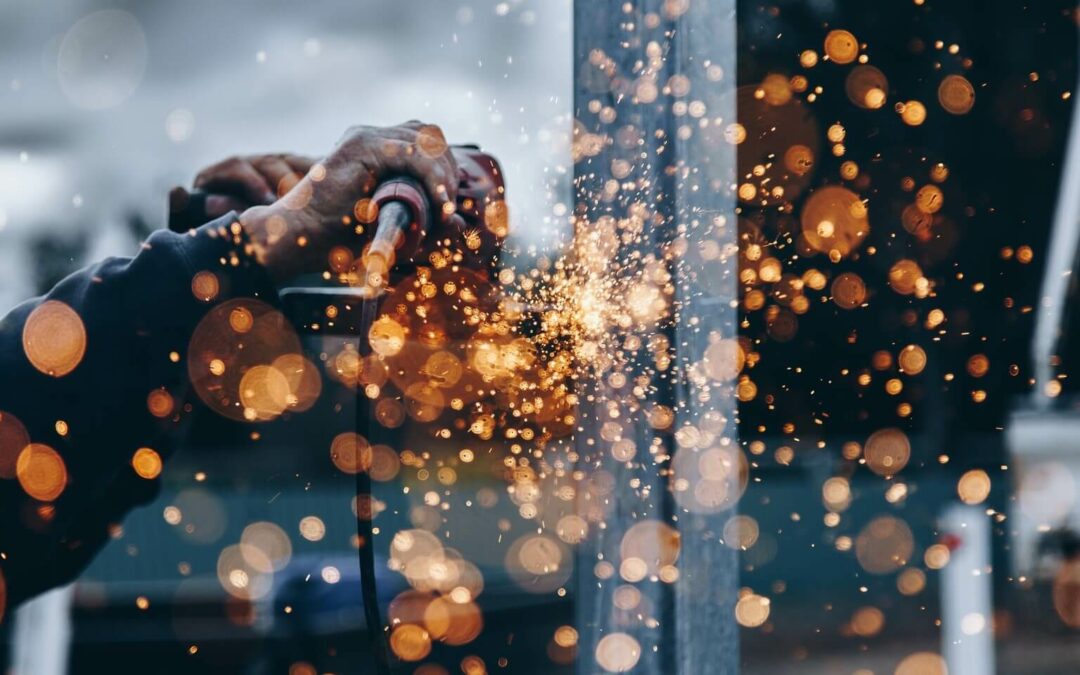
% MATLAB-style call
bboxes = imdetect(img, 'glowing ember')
[22,300,87,377]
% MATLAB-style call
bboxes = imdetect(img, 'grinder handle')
[367,176,431,266]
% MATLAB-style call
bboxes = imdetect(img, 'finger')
[441,148,460,198]
[205,194,249,218]
[376,125,422,146]
[385,122,452,173]
[284,154,316,176]
[336,125,375,149]
[422,151,459,222]
[253,155,304,198]
[386,125,459,218]
[195,158,277,205]
[168,186,191,216]
[397,121,454,169]
[168,187,196,233]
[415,126,459,209]
[383,145,458,222]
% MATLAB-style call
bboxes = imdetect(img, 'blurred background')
[3,0,1080,674]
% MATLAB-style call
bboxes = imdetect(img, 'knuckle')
[340,126,366,143]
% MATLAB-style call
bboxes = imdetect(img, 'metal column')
[573,0,739,672]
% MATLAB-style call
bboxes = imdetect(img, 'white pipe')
[940,503,995,675]
[11,585,73,675]
[1031,74,1080,407]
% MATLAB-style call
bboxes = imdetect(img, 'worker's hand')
[238,122,462,282]
[171,153,316,223]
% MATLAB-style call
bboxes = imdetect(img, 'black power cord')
[356,195,423,675]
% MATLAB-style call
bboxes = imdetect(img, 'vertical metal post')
[12,585,73,675]
[1030,70,1080,407]
[573,0,738,672]
[940,504,995,675]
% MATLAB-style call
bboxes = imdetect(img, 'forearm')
[0,213,277,610]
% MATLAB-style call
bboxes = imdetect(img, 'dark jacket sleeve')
[0,213,278,613]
